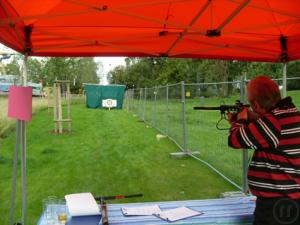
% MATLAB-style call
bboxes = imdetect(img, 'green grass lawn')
[127,89,300,186]
[0,104,236,225]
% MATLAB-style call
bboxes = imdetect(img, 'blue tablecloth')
[37,196,255,225]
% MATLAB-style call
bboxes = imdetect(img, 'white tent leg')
[21,120,27,225]
[22,56,28,86]
[9,121,21,225]
[21,55,28,225]
[9,55,28,225]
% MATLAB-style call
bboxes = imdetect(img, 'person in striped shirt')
[228,75,300,225]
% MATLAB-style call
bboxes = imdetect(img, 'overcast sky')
[95,57,125,85]
[0,44,125,85]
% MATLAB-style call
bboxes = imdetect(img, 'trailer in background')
[0,75,43,96]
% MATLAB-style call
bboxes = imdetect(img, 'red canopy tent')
[0,0,300,62]
[1,1,300,225]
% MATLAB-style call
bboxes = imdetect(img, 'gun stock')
[100,203,109,225]
[95,194,143,225]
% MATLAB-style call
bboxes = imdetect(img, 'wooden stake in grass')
[53,80,72,134]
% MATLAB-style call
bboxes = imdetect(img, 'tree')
[27,58,44,83]
[286,61,300,90]
[4,56,21,76]
[109,57,296,91]
[245,62,282,79]
[72,58,100,92]
[42,57,100,93]
[108,65,127,86]
[43,57,73,85]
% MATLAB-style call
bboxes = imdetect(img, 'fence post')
[181,81,187,153]
[166,84,169,135]
[139,88,143,118]
[240,75,249,194]
[127,90,130,111]
[132,88,135,112]
[282,63,287,97]
[153,87,158,126]
[127,89,130,111]
[128,90,131,111]
[143,88,147,121]
[126,90,130,111]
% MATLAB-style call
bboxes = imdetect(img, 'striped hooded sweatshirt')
[229,97,300,199]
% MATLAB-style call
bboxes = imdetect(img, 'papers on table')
[154,206,203,222]
[121,204,203,222]
[121,205,161,216]
[65,193,100,217]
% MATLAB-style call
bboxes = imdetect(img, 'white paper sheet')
[155,206,202,222]
[65,193,100,216]
[121,205,161,216]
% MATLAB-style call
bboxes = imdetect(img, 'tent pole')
[21,55,28,225]
[21,119,27,225]
[9,121,21,225]
[282,63,287,97]
[181,81,187,153]
[241,74,249,194]
[9,55,28,225]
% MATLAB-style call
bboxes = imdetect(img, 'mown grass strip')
[0,104,235,225]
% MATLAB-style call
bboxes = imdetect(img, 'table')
[37,196,255,225]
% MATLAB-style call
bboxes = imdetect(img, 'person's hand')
[237,107,248,122]
[227,112,238,123]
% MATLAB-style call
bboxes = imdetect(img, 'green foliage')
[4,56,21,76]
[109,58,300,89]
[3,57,101,93]
[287,61,300,90]
[245,62,283,79]
[27,57,43,82]
[43,57,100,92]
[107,65,127,86]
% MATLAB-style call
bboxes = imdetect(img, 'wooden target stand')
[53,80,72,134]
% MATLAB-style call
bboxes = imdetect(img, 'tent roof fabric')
[0,0,300,62]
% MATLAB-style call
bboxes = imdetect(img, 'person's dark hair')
[247,75,281,111]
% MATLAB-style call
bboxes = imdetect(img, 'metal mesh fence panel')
[125,81,245,188]
[185,82,244,186]
[273,77,300,108]
[123,89,132,111]
[154,86,168,134]
[146,87,156,126]
[143,88,151,125]
[132,88,140,114]
[124,76,300,190]
[126,89,135,112]
[141,84,183,146]
[286,77,300,107]
[165,83,184,148]
[136,88,144,118]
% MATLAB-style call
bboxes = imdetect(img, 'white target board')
[102,99,117,108]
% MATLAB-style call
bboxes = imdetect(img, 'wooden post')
[57,83,63,133]
[53,80,72,134]
[53,83,58,133]
[67,82,71,132]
